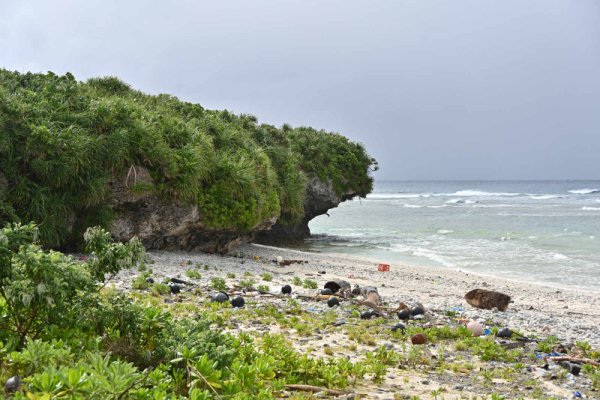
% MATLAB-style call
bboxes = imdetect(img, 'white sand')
[114,243,600,348]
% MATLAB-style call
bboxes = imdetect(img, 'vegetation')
[0,69,376,248]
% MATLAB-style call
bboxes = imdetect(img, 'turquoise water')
[308,181,600,291]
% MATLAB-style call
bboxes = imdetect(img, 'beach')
[112,243,600,399]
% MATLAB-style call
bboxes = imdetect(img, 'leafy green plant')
[186,269,202,279]
[292,276,302,286]
[210,277,228,291]
[260,273,273,282]
[302,279,318,289]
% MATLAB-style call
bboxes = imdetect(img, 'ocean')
[307,181,600,291]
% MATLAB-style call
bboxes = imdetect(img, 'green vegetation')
[0,69,375,248]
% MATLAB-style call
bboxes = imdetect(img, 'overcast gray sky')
[2,0,599,180]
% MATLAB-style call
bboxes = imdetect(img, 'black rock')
[391,322,406,332]
[230,296,245,308]
[560,361,581,376]
[411,304,425,316]
[170,277,187,285]
[327,297,340,307]
[397,309,410,320]
[5,376,21,393]
[211,292,229,303]
[170,284,182,294]
[318,271,326,274]
[320,288,333,295]
[145,277,155,284]
[281,284,292,295]
[496,327,513,338]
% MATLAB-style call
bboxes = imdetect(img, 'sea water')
[308,181,600,291]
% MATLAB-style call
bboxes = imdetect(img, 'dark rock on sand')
[464,288,511,311]
[169,284,182,294]
[145,277,155,284]
[320,288,334,295]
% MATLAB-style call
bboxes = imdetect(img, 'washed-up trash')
[230,296,245,308]
[411,303,425,316]
[573,391,582,398]
[411,333,427,345]
[377,263,390,272]
[5,376,21,393]
[327,297,340,307]
[281,284,292,295]
[496,327,513,338]
[324,280,351,295]
[464,288,512,311]
[211,292,229,303]
[447,306,464,312]
[484,327,492,335]
[467,320,483,337]
[559,362,581,376]
[397,309,410,320]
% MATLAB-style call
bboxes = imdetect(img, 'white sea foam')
[552,253,569,260]
[437,229,454,234]
[569,188,600,195]
[402,204,422,208]
[445,198,465,204]
[450,190,521,197]
[582,206,600,211]
[529,194,561,200]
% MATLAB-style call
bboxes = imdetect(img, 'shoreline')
[115,242,600,348]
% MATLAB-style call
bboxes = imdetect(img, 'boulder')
[464,288,511,311]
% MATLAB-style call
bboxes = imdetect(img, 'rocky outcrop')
[107,166,276,254]
[254,177,359,243]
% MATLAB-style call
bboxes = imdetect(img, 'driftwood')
[284,384,350,396]
[279,259,308,266]
[546,356,600,367]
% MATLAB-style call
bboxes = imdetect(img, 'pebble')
[321,288,334,295]
[467,320,483,337]
[145,277,154,284]
[391,322,406,332]
[411,304,425,316]
[169,284,182,294]
[496,327,513,338]
[397,309,410,320]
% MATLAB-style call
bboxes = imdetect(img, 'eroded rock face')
[108,166,276,253]
[255,177,358,243]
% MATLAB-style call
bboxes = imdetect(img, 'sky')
[1,0,599,180]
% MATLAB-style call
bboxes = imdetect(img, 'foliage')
[0,69,376,247]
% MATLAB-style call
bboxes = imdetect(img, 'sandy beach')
[110,243,600,399]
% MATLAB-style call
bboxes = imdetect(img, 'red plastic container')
[377,263,390,272]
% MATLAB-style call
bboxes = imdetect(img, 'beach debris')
[496,327,513,338]
[145,277,155,284]
[169,284,182,294]
[281,284,292,295]
[360,310,381,319]
[411,303,425,316]
[467,320,483,337]
[397,309,410,320]
[170,277,190,285]
[377,263,390,272]
[279,259,308,266]
[559,361,581,376]
[211,292,229,303]
[320,288,334,295]
[230,296,245,308]
[5,376,21,393]
[411,333,427,345]
[391,322,406,332]
[324,280,352,296]
[327,297,340,307]
[464,288,511,311]
[275,255,283,264]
